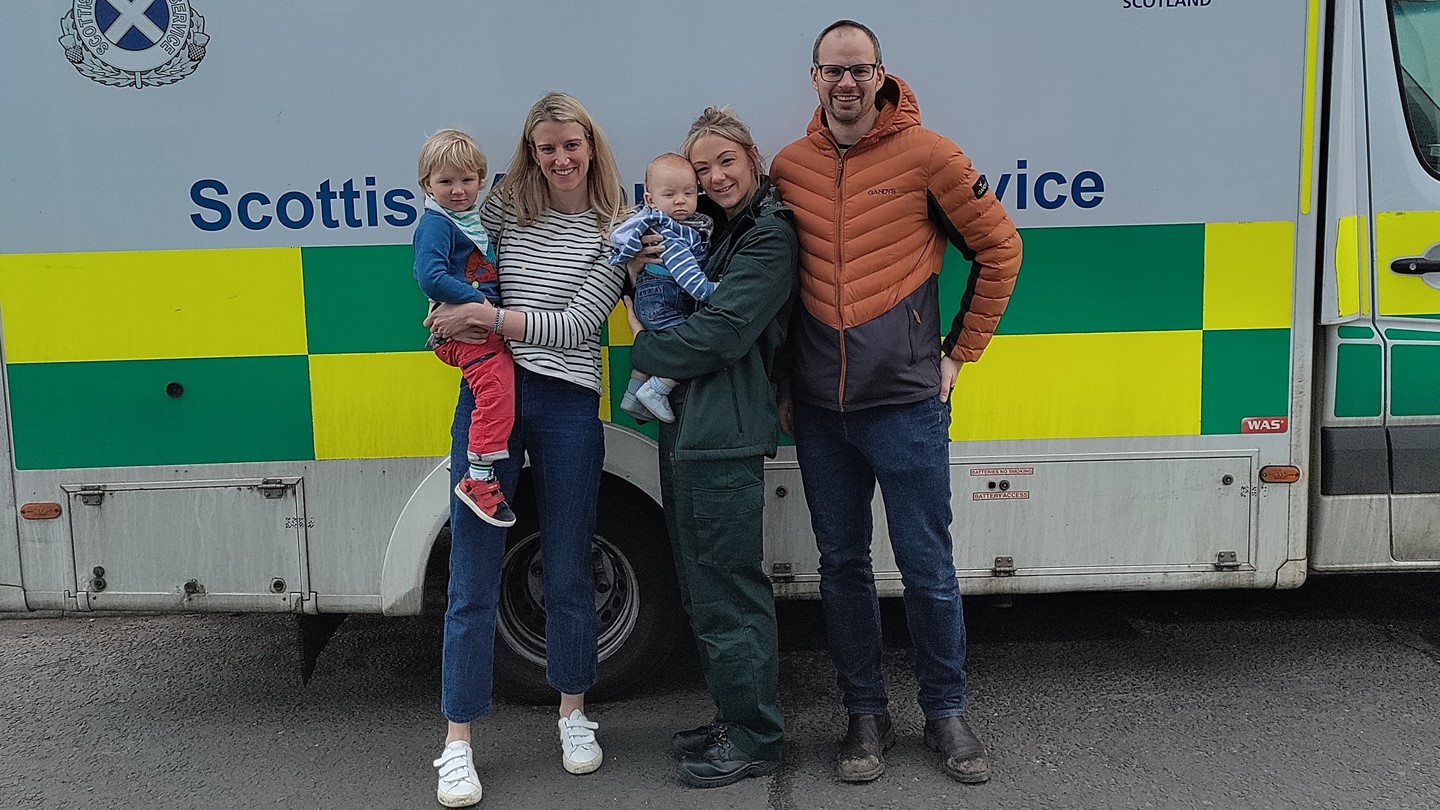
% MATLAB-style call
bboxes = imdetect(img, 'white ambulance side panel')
[0,2,1322,604]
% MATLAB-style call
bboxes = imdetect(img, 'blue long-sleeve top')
[608,207,715,302]
[413,207,501,306]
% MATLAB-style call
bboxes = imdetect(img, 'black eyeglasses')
[814,63,879,82]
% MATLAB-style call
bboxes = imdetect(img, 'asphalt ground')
[2,572,1438,810]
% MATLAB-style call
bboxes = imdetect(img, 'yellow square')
[310,352,459,460]
[600,346,612,422]
[1333,216,1369,319]
[1203,221,1296,331]
[606,302,635,347]
[0,248,307,363]
[1374,211,1440,317]
[953,331,1204,441]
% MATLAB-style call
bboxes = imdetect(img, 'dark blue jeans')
[792,396,968,720]
[442,366,604,722]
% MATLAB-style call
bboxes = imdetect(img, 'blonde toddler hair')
[418,129,487,188]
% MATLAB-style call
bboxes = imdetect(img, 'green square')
[1201,329,1291,434]
[1334,343,1383,418]
[1337,326,1374,339]
[940,224,1205,337]
[303,245,432,355]
[1392,344,1440,416]
[9,357,315,470]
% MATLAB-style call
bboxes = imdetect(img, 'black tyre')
[490,474,683,703]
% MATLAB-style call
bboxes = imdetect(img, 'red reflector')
[20,502,62,520]
[1259,466,1301,484]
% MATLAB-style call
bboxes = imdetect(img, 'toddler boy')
[413,129,516,527]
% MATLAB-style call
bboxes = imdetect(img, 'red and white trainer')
[454,477,517,527]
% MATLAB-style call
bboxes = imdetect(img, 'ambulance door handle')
[1389,257,1440,275]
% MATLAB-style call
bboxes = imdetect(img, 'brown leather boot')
[923,716,990,783]
[835,713,896,783]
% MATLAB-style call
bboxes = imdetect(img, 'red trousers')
[434,332,515,462]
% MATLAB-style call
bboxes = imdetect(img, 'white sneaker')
[558,709,604,775]
[433,740,483,807]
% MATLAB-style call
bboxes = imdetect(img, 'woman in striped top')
[423,92,627,807]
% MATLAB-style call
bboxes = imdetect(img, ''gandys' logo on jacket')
[58,1,208,89]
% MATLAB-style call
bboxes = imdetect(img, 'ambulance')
[1,1,1437,699]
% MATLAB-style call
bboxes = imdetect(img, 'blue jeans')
[634,269,693,331]
[792,396,968,720]
[442,366,604,722]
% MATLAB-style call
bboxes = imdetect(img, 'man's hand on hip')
[939,355,962,402]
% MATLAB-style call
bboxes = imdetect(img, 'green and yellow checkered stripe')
[1330,211,1440,419]
[932,221,1295,441]
[0,245,459,470]
[0,222,1296,471]
[607,221,1298,444]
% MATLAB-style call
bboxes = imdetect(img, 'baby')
[609,153,715,423]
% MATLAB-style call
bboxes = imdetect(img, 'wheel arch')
[378,423,663,616]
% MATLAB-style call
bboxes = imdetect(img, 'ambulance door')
[1315,0,1387,569]
[1365,0,1440,561]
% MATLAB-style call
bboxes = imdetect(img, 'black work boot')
[676,727,780,788]
[922,716,991,783]
[835,712,896,783]
[669,722,719,759]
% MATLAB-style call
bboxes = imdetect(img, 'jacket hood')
[750,178,788,220]
[803,73,921,146]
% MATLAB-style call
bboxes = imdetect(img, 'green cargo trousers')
[657,427,784,761]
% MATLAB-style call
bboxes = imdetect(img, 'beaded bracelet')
[493,308,505,336]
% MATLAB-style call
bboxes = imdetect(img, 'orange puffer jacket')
[772,74,1022,411]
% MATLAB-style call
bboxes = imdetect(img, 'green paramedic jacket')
[630,180,799,461]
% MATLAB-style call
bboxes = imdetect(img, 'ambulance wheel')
[492,474,683,704]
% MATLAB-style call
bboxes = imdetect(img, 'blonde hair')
[418,129,487,188]
[680,106,765,185]
[495,92,627,232]
[645,152,696,189]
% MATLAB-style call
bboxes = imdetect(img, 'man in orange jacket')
[771,19,1022,787]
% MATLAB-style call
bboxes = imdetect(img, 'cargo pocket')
[692,481,765,571]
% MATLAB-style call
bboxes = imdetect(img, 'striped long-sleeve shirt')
[480,193,624,394]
